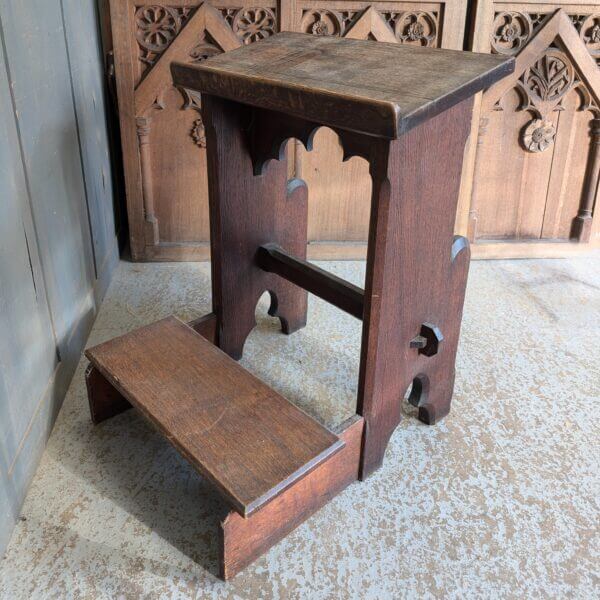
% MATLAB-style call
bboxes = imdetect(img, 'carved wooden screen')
[111,0,280,260]
[465,1,600,253]
[290,1,468,253]
[110,0,467,260]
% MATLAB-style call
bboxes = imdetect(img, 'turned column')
[571,117,600,242]
[136,116,159,245]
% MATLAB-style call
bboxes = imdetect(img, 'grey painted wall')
[0,0,118,553]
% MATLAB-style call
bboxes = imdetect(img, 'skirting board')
[135,240,600,261]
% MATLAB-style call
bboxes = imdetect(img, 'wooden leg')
[188,312,218,343]
[86,364,131,424]
[202,96,308,359]
[357,98,474,478]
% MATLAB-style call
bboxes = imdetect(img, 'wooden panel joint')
[256,243,364,319]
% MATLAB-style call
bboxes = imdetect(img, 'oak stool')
[85,33,513,579]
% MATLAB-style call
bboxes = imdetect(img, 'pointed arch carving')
[300,5,441,47]
[484,10,600,116]
[110,1,471,260]
[470,8,600,245]
[482,9,600,157]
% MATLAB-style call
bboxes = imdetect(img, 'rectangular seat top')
[171,32,514,138]
[85,316,344,517]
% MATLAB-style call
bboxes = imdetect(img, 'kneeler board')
[85,315,364,578]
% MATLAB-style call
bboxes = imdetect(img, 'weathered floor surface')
[1,257,598,599]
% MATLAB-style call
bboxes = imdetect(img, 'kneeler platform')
[85,316,362,578]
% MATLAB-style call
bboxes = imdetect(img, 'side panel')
[62,0,119,291]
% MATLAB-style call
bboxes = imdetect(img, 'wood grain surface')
[172,32,514,138]
[220,416,364,579]
[357,98,474,477]
[460,4,600,255]
[202,96,309,360]
[85,316,344,517]
[256,243,364,320]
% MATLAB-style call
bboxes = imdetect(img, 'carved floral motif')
[491,10,600,60]
[522,119,556,152]
[313,19,331,35]
[301,10,343,37]
[178,87,207,147]
[394,12,437,46]
[136,5,277,70]
[301,8,437,45]
[523,51,575,103]
[495,43,596,154]
[135,6,181,51]
[491,12,532,55]
[191,118,207,147]
[232,8,276,44]
[135,5,188,66]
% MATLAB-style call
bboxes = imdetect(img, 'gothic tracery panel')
[135,3,278,76]
[299,5,440,47]
[469,4,600,246]
[491,8,600,66]
[135,5,193,71]
[119,1,280,259]
[115,1,468,259]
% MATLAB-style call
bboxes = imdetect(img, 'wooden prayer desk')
[86,33,513,579]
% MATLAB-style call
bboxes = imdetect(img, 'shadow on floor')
[50,406,228,580]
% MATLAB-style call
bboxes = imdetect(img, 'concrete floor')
[0,257,599,599]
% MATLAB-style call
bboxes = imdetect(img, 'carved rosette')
[395,12,437,46]
[191,118,207,147]
[522,119,556,152]
[491,12,533,55]
[580,14,600,56]
[178,87,208,148]
[232,8,276,44]
[135,5,186,67]
[301,10,343,36]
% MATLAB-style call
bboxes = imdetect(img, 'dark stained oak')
[187,312,218,343]
[203,96,309,360]
[87,314,218,424]
[172,33,514,479]
[87,32,515,579]
[86,364,131,424]
[256,243,364,320]
[220,415,364,579]
[85,316,344,517]
[172,32,514,138]
[357,98,473,476]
